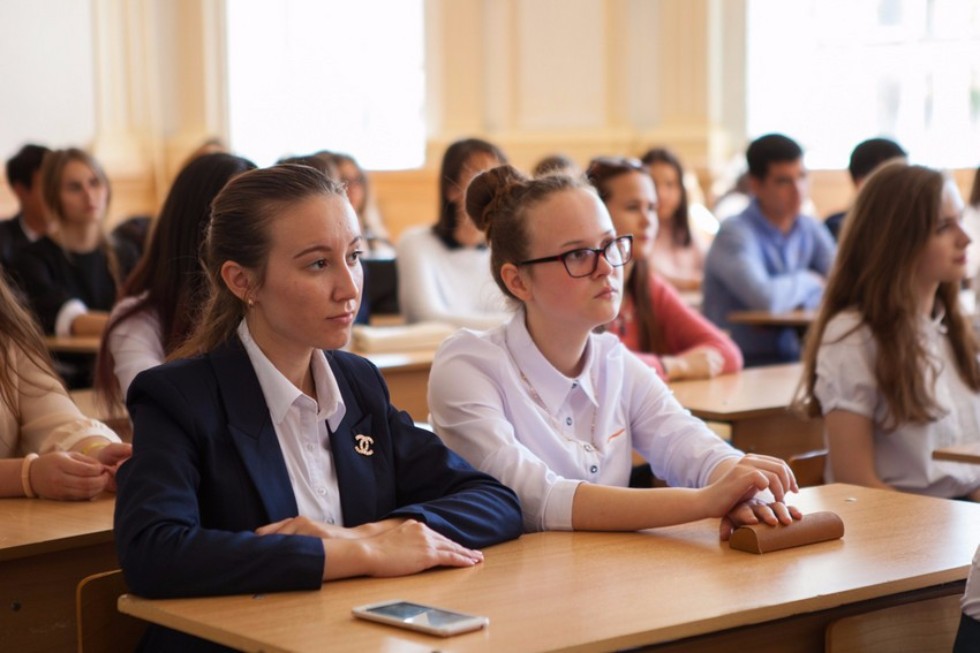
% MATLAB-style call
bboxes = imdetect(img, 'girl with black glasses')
[428,164,799,534]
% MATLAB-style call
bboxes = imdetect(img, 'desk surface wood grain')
[0,494,114,562]
[669,362,805,420]
[118,484,980,653]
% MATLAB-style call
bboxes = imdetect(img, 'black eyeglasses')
[518,235,633,278]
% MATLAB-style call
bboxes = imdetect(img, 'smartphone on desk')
[352,599,489,637]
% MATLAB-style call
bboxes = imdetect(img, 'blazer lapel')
[328,355,381,525]
[210,338,299,522]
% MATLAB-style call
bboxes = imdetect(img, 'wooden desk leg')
[729,414,825,462]
[0,542,119,653]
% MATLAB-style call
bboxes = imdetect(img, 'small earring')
[246,297,254,308]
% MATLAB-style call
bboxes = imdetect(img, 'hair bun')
[465,164,528,233]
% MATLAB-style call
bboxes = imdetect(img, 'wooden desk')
[358,349,436,422]
[117,484,980,653]
[670,363,823,461]
[933,442,980,464]
[0,495,118,653]
[726,309,817,328]
[44,335,101,355]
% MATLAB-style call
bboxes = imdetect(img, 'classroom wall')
[0,0,974,241]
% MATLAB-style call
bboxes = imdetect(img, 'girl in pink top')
[587,157,742,381]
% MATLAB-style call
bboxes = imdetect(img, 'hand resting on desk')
[256,515,484,580]
[708,453,802,541]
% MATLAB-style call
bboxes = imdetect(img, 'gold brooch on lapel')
[354,434,374,456]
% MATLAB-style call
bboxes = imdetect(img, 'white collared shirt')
[815,309,980,498]
[428,309,741,532]
[238,321,346,525]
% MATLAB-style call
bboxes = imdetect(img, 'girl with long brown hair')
[95,152,255,407]
[0,273,129,499]
[799,161,980,500]
[586,157,742,380]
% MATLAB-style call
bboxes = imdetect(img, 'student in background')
[428,164,798,534]
[114,164,521,651]
[1,144,51,269]
[824,137,907,241]
[95,153,256,407]
[0,273,129,499]
[12,148,137,338]
[397,138,510,329]
[532,153,582,179]
[702,134,836,366]
[325,151,395,256]
[799,161,980,500]
[639,147,707,291]
[12,148,138,387]
[586,157,741,380]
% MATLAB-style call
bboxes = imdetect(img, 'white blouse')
[1,345,120,458]
[814,309,980,498]
[238,321,346,525]
[106,295,166,399]
[428,309,741,532]
[395,226,509,330]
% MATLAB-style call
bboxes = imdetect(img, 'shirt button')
[589,465,599,474]
[571,382,578,389]
[583,444,593,452]
[306,443,315,452]
[565,416,573,426]
[317,487,327,496]
[327,517,335,525]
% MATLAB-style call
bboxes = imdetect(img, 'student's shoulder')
[396,225,439,249]
[130,353,213,392]
[432,325,506,371]
[821,309,872,347]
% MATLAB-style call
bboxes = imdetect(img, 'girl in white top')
[396,138,510,329]
[0,274,130,499]
[429,165,800,534]
[799,161,980,500]
[96,153,255,406]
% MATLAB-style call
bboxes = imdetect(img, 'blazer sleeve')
[336,354,523,547]
[114,366,325,599]
[11,246,74,334]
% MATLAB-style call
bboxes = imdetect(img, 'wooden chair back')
[825,594,962,653]
[789,448,828,487]
[77,569,146,653]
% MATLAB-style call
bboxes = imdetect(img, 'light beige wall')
[1,0,975,240]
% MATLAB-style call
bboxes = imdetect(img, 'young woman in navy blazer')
[114,164,522,651]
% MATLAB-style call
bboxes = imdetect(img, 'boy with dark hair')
[2,144,51,268]
[703,133,836,366]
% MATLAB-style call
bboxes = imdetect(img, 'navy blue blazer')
[114,337,522,604]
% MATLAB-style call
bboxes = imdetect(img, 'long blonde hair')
[0,274,58,410]
[798,161,980,429]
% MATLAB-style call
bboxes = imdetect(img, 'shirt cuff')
[55,299,88,337]
[540,478,583,532]
[42,418,122,453]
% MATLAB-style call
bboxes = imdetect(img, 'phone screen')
[366,601,473,627]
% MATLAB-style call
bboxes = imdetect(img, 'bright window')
[225,0,426,169]
[747,0,980,169]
